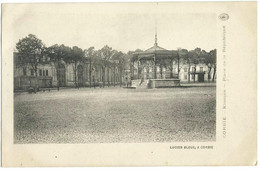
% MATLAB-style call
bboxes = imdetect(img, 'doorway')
[198,73,204,82]
[77,65,84,87]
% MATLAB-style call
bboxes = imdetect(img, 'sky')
[8,3,217,53]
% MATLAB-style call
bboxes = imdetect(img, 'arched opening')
[57,63,66,87]
[77,65,84,87]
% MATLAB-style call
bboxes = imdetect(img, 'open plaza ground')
[14,86,216,143]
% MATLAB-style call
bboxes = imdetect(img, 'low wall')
[66,81,122,87]
[149,79,180,88]
[14,76,53,91]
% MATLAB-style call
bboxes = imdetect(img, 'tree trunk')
[55,64,60,89]
[114,65,115,87]
[170,59,173,78]
[160,65,163,79]
[89,60,92,88]
[74,63,77,88]
[137,60,139,79]
[34,65,39,91]
[193,64,196,83]
[103,66,105,87]
[177,55,180,79]
[207,67,212,82]
[133,61,135,79]
[212,67,216,82]
[120,68,122,87]
[107,67,110,87]
[188,65,190,83]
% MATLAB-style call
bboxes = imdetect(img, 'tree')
[209,49,217,82]
[179,49,193,83]
[16,34,46,89]
[45,44,71,88]
[128,49,143,80]
[84,47,97,88]
[111,50,126,87]
[190,48,202,83]
[97,45,113,87]
[177,49,189,79]
[175,48,185,79]
[201,50,213,82]
[66,46,84,87]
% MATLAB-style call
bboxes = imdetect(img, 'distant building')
[13,52,122,91]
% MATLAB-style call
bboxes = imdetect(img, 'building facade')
[13,52,122,91]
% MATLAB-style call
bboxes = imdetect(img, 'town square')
[12,4,216,143]
[14,86,216,143]
[13,33,216,143]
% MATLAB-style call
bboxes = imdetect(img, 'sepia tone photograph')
[12,3,216,144]
[12,4,217,144]
[2,1,257,167]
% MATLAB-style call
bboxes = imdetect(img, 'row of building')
[13,37,216,91]
[13,53,123,91]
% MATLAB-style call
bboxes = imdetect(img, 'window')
[192,74,195,79]
[39,69,42,76]
[46,70,48,76]
[30,69,34,76]
[184,75,187,80]
[184,67,187,72]
[43,70,45,76]
[200,67,203,72]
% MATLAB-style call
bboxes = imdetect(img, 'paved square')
[14,87,216,143]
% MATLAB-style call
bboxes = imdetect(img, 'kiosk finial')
[155,20,158,46]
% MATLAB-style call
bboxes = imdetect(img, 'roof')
[144,44,167,52]
[131,32,179,61]
[132,44,178,61]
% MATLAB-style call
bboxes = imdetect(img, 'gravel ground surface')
[14,87,216,143]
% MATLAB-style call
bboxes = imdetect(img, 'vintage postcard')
[1,2,257,166]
